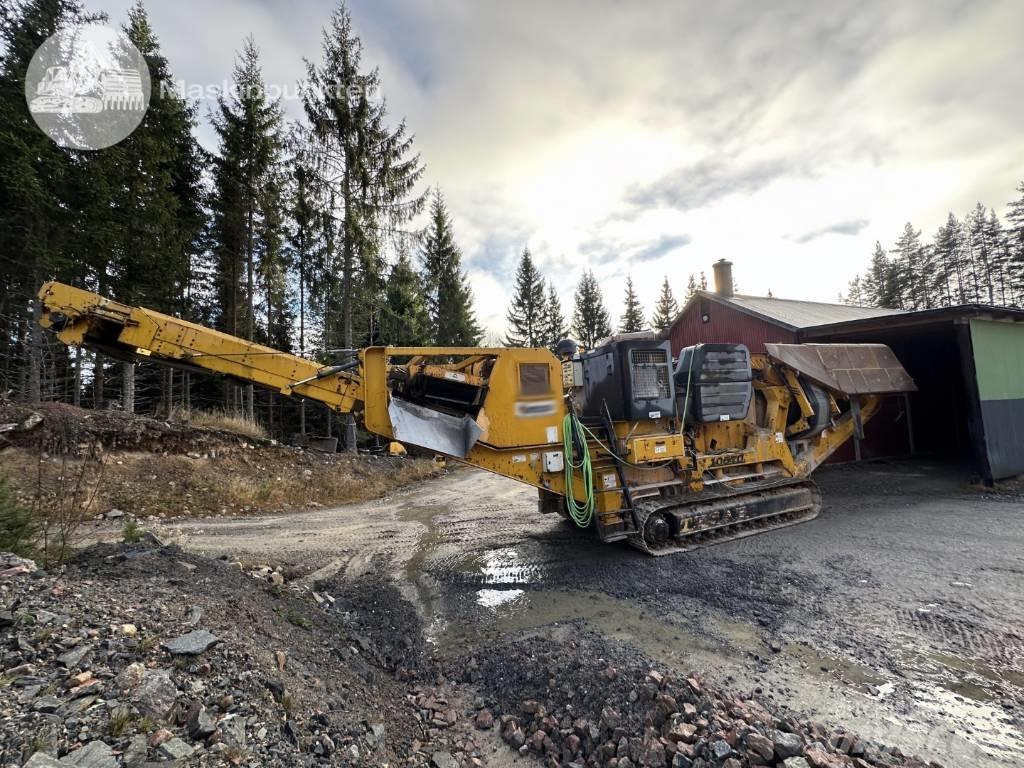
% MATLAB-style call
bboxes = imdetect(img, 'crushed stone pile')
[450,633,944,768]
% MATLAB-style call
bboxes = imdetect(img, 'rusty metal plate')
[765,343,916,395]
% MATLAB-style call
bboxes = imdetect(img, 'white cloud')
[91,0,1024,332]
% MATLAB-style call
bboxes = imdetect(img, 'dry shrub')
[25,431,104,566]
[169,407,267,440]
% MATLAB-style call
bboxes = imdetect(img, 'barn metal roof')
[689,290,903,331]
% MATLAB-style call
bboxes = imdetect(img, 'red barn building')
[665,259,899,355]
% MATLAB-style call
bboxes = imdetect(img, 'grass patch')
[172,408,267,440]
[281,692,295,715]
[286,611,312,630]
[107,708,134,737]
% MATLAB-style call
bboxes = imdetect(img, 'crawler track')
[628,481,821,556]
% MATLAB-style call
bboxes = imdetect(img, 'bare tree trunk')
[73,346,81,407]
[245,192,256,423]
[122,362,135,414]
[166,367,174,416]
[93,352,104,408]
[28,303,42,403]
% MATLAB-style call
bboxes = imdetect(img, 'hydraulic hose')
[562,411,595,527]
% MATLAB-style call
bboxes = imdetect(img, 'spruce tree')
[541,280,566,349]
[651,277,679,331]
[112,4,207,413]
[287,155,323,357]
[861,242,899,308]
[893,223,929,310]
[210,37,287,417]
[505,247,546,347]
[683,274,698,303]
[619,276,646,333]
[0,0,95,399]
[380,246,430,346]
[420,189,480,346]
[572,270,612,348]
[303,2,425,350]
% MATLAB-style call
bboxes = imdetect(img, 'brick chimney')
[712,259,734,298]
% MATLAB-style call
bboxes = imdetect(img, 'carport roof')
[801,303,1024,338]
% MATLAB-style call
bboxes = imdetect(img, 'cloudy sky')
[97,0,1023,340]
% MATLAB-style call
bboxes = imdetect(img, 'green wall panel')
[970,319,1024,479]
[970,319,1024,401]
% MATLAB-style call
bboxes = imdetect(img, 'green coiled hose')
[562,411,595,527]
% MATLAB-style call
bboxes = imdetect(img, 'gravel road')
[160,460,1024,768]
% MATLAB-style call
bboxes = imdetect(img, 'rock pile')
[461,635,942,768]
[0,544,471,767]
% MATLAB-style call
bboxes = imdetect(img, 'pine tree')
[619,276,646,333]
[651,277,679,331]
[845,276,865,305]
[420,189,481,345]
[987,209,1011,305]
[573,270,612,348]
[965,203,988,304]
[505,247,546,346]
[932,213,964,305]
[540,281,566,349]
[379,246,430,346]
[1006,181,1024,304]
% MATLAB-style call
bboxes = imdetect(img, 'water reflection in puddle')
[474,547,543,585]
[476,588,525,608]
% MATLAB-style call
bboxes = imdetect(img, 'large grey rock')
[23,754,62,768]
[431,752,458,768]
[131,668,178,720]
[709,739,732,760]
[186,703,216,739]
[219,714,247,748]
[57,643,94,669]
[157,738,194,760]
[783,759,811,768]
[769,729,804,759]
[162,629,220,656]
[59,740,116,768]
[114,661,146,691]
[122,734,148,768]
